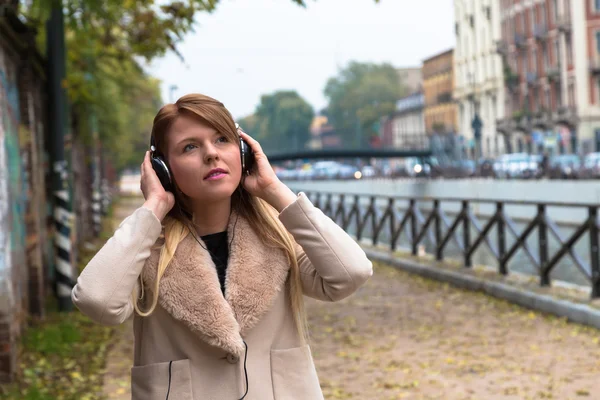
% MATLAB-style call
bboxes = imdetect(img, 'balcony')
[546,66,561,82]
[512,110,532,130]
[496,117,516,133]
[590,57,600,75]
[495,40,508,56]
[515,33,527,49]
[531,109,552,129]
[526,72,538,86]
[533,24,548,41]
[557,14,572,33]
[553,106,578,126]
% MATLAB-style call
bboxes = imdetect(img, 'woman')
[72,93,372,400]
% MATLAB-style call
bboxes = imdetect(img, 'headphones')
[150,122,255,192]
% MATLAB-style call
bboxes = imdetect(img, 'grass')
[0,201,120,400]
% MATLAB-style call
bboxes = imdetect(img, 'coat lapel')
[141,212,290,357]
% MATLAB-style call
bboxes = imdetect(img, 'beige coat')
[72,193,372,400]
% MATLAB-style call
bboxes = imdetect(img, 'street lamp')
[467,72,483,161]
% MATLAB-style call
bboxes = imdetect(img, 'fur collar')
[141,212,290,357]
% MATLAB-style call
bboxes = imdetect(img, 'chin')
[190,185,237,204]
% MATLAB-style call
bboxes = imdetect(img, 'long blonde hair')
[133,94,308,343]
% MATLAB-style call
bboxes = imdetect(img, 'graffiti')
[0,50,24,312]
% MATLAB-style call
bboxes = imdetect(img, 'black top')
[200,231,229,295]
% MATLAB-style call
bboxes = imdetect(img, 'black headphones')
[150,122,255,192]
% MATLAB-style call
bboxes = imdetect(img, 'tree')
[253,91,314,153]
[324,62,406,148]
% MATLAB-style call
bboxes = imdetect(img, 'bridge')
[267,148,433,162]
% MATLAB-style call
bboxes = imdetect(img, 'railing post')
[497,202,507,275]
[462,200,472,268]
[589,207,600,298]
[338,194,345,227]
[370,196,377,246]
[355,195,361,240]
[390,198,397,251]
[434,200,442,261]
[410,199,418,256]
[538,204,550,287]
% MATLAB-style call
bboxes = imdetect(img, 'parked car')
[548,154,581,179]
[581,152,600,179]
[494,153,538,179]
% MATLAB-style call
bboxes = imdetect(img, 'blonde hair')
[133,94,308,343]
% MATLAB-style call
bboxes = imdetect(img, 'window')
[541,4,546,26]
[567,35,573,64]
[554,39,560,66]
[596,31,600,54]
[595,0,600,12]
[568,82,576,107]
[552,0,558,21]
[543,44,549,69]
[532,47,538,73]
[530,8,535,34]
[545,88,551,108]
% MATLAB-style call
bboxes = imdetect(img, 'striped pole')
[91,120,102,236]
[53,161,75,310]
[48,5,75,310]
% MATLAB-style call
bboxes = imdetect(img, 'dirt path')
[102,198,600,400]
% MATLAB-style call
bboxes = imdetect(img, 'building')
[423,49,458,138]
[396,67,423,94]
[496,0,600,155]
[383,92,426,149]
[454,0,505,158]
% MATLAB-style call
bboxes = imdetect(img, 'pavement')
[102,197,600,400]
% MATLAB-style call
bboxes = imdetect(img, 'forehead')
[167,116,217,144]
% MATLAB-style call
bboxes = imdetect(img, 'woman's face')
[165,115,242,204]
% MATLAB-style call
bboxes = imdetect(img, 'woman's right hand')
[140,151,175,221]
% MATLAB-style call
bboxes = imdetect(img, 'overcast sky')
[147,0,456,120]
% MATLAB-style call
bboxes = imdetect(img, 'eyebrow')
[175,131,222,146]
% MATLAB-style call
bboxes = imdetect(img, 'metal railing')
[299,190,600,298]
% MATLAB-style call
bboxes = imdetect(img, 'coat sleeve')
[71,206,162,325]
[278,192,373,302]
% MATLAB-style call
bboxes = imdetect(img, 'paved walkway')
[102,198,600,400]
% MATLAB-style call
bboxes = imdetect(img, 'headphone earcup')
[240,139,255,175]
[150,155,173,192]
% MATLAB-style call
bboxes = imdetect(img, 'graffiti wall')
[0,43,25,320]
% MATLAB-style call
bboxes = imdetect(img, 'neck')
[191,198,232,236]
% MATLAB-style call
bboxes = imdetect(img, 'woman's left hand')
[238,129,297,212]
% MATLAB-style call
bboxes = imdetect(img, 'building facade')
[454,0,505,158]
[495,0,600,155]
[396,67,423,94]
[390,92,426,149]
[423,50,458,137]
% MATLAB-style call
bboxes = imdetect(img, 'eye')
[183,143,197,152]
[216,136,229,143]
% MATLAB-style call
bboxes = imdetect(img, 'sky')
[147,0,456,120]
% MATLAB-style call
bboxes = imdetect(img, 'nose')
[203,143,219,164]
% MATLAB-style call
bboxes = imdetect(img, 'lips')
[204,168,228,180]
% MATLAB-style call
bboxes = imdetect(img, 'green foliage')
[324,61,406,147]
[0,298,115,400]
[241,91,314,153]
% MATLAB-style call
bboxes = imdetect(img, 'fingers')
[238,130,264,155]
